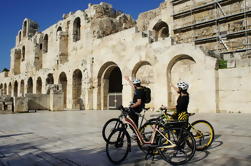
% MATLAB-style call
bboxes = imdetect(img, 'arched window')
[57,26,62,33]
[43,34,48,53]
[153,21,169,40]
[56,26,62,39]
[22,46,25,61]
[73,17,81,42]
[23,20,27,37]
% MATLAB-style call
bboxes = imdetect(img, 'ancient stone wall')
[0,1,251,113]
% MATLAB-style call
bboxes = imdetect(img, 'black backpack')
[142,86,151,103]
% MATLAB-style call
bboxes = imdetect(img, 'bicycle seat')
[188,113,195,116]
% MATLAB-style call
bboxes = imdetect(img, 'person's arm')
[124,76,135,90]
[131,99,142,108]
[170,81,179,92]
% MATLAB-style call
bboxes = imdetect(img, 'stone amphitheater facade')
[0,0,251,113]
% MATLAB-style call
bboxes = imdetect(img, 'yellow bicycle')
[140,107,214,151]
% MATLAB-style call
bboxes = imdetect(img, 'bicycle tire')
[190,120,215,151]
[106,128,131,164]
[102,118,124,143]
[158,127,196,165]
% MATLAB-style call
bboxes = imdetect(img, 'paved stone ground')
[0,110,250,166]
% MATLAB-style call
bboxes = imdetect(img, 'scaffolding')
[172,0,251,57]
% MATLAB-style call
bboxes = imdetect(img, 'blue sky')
[0,0,164,71]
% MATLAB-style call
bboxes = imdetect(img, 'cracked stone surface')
[0,111,251,166]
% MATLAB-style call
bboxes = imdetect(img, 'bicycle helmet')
[177,81,189,90]
[133,79,141,84]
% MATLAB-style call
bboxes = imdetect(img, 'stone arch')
[4,83,7,95]
[36,77,42,94]
[23,20,27,37]
[167,54,197,110]
[43,34,49,53]
[73,17,81,42]
[97,62,123,110]
[59,72,67,108]
[132,61,153,84]
[132,61,154,106]
[57,26,62,33]
[153,20,169,40]
[22,46,25,61]
[8,82,12,96]
[27,77,33,94]
[46,73,54,85]
[14,81,18,97]
[20,80,24,96]
[72,69,83,109]
[56,26,62,39]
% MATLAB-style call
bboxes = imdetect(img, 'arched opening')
[73,17,81,42]
[43,34,48,53]
[56,26,62,39]
[72,69,82,109]
[167,55,196,111]
[4,83,7,95]
[22,46,25,61]
[14,81,18,97]
[19,31,22,43]
[153,20,169,40]
[132,61,154,106]
[27,77,33,94]
[36,77,42,94]
[46,73,54,85]
[23,20,27,37]
[8,83,12,96]
[20,80,24,96]
[57,26,62,33]
[59,72,67,108]
[97,62,123,110]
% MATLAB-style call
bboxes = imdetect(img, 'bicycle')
[102,106,149,143]
[105,106,196,165]
[141,107,215,151]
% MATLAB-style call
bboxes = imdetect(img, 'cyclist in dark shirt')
[166,81,190,120]
[125,76,145,127]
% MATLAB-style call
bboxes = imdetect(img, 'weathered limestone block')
[89,3,116,19]
[50,93,64,111]
[14,97,28,112]
[91,14,135,38]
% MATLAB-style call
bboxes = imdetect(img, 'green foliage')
[2,68,9,72]
[218,60,227,69]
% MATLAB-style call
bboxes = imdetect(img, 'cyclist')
[125,76,145,127]
[164,81,189,121]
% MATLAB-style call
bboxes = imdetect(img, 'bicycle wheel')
[102,118,124,143]
[190,120,215,151]
[106,128,131,164]
[158,127,196,165]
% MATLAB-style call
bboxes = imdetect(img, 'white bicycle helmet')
[177,81,189,90]
[133,79,141,84]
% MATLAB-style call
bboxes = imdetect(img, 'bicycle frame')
[122,115,176,148]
